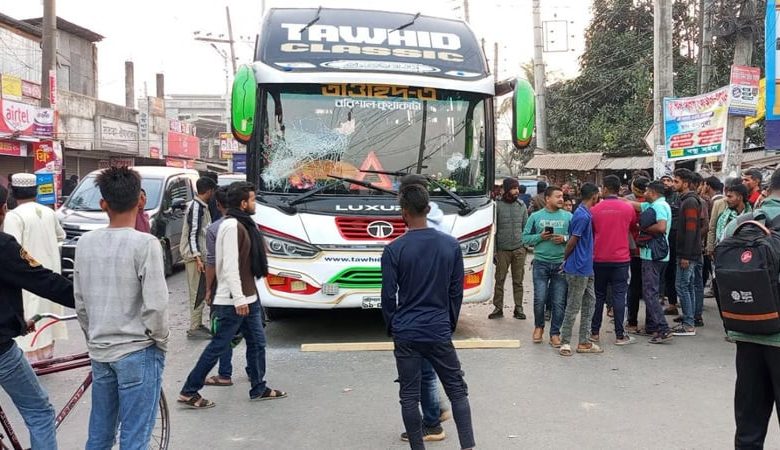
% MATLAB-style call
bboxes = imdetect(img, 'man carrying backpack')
[720,170,780,448]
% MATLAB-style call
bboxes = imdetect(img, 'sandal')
[576,343,604,354]
[177,393,215,409]
[251,388,288,401]
[204,375,233,387]
[559,344,573,357]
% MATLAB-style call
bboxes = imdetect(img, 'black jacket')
[676,191,703,260]
[0,232,74,353]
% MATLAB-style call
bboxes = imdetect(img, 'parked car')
[56,166,200,277]
[217,173,246,186]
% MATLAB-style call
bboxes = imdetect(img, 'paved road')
[2,265,779,449]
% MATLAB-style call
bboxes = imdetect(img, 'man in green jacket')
[489,178,529,320]
[523,186,571,346]
[722,169,780,448]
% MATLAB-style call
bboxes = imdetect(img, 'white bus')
[230,7,535,314]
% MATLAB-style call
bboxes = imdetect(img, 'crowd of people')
[2,163,780,449]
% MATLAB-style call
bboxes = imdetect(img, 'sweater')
[180,197,211,262]
[381,228,464,342]
[74,228,169,362]
[522,208,572,263]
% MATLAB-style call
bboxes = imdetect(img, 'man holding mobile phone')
[523,186,573,347]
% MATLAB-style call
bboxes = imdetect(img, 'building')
[165,94,235,172]
[524,152,654,187]
[0,13,169,190]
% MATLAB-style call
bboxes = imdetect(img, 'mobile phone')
[544,226,554,234]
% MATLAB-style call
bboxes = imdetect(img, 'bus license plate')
[361,297,382,309]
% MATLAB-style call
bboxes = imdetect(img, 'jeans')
[561,274,596,345]
[675,258,700,327]
[492,248,526,310]
[627,257,643,327]
[421,360,440,427]
[0,343,56,450]
[664,237,678,305]
[182,301,268,398]
[87,345,165,450]
[394,340,475,450]
[532,260,568,335]
[641,260,670,334]
[734,342,780,449]
[592,262,630,339]
[694,259,705,320]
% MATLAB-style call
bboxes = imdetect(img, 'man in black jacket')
[671,168,703,336]
[0,184,75,449]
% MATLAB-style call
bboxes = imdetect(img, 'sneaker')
[694,318,705,327]
[673,316,683,323]
[664,305,679,315]
[513,308,526,320]
[649,330,674,344]
[401,425,445,442]
[615,335,637,346]
[488,308,504,319]
[672,325,696,336]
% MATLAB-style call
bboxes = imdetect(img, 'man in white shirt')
[3,173,67,362]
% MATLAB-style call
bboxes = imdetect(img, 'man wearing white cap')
[3,173,67,362]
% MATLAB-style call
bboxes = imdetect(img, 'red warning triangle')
[349,151,393,191]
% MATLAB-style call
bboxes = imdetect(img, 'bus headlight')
[262,227,321,259]
[457,226,491,256]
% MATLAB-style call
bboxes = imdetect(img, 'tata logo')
[366,221,394,239]
[335,204,401,212]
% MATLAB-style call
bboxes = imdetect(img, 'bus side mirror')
[231,65,257,144]
[512,78,535,150]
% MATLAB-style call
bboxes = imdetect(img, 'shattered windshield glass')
[258,84,487,196]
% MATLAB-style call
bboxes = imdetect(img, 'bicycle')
[0,314,170,450]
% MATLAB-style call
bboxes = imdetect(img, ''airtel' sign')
[2,100,35,131]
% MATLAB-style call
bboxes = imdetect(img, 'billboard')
[663,87,730,161]
[0,100,54,138]
[729,65,761,116]
[767,0,780,148]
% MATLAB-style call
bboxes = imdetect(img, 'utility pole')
[698,0,715,93]
[463,0,470,23]
[41,0,56,108]
[493,41,499,84]
[124,61,134,109]
[531,0,548,152]
[225,6,238,74]
[722,0,758,177]
[653,0,674,176]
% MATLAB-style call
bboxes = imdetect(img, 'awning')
[595,156,653,171]
[525,152,603,171]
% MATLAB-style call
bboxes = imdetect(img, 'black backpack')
[714,212,780,334]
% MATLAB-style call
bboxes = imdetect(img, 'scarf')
[716,204,752,243]
[226,208,269,278]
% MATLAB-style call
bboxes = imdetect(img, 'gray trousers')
[560,274,596,345]
[492,248,526,310]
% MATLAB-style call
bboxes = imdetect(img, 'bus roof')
[252,8,493,95]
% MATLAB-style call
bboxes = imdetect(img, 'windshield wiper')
[327,174,397,195]
[299,6,322,34]
[286,179,343,208]
[361,169,473,216]
[391,12,421,32]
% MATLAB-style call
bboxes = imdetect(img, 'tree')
[544,0,765,156]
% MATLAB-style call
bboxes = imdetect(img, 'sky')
[4,0,592,105]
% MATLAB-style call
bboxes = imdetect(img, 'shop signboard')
[0,99,54,138]
[0,140,27,157]
[729,65,761,116]
[35,172,56,205]
[97,117,139,154]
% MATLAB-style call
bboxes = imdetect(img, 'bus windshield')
[258,84,488,196]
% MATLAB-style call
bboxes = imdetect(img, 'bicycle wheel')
[149,390,170,450]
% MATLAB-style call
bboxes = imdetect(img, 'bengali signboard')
[0,140,27,157]
[767,0,780,148]
[22,80,41,100]
[97,117,139,154]
[729,65,761,116]
[35,172,56,205]
[0,99,54,138]
[33,141,62,200]
[1,74,22,100]
[663,87,730,162]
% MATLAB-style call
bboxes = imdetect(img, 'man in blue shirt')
[381,184,474,450]
[559,183,601,356]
